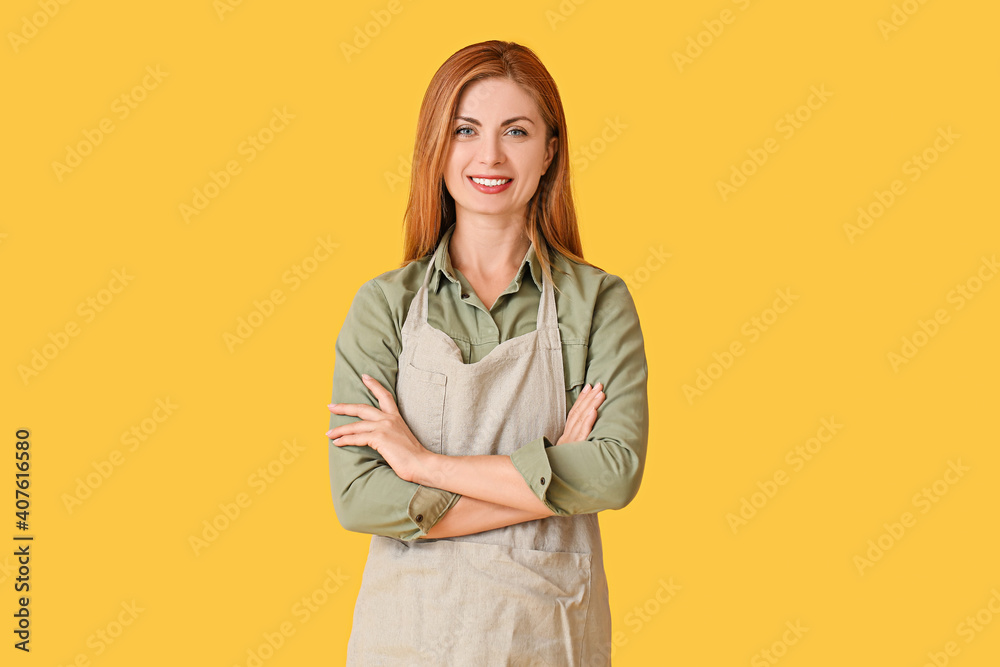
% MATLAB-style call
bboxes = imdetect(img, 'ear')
[542,135,558,174]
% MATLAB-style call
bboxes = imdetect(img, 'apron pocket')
[349,538,594,666]
[425,539,593,665]
[396,362,446,454]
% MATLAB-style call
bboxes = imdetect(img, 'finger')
[569,391,603,440]
[587,382,607,408]
[565,396,585,428]
[565,384,600,428]
[329,433,373,449]
[571,407,599,441]
[328,402,384,421]
[581,390,607,422]
[576,384,604,413]
[560,383,604,444]
[569,384,593,414]
[361,374,400,416]
[326,421,374,440]
[588,386,606,410]
[563,408,589,442]
[579,382,602,403]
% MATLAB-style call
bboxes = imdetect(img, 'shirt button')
[414,514,423,523]
[461,292,469,299]
[540,477,546,485]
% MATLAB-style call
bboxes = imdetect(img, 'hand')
[555,382,605,445]
[327,374,433,484]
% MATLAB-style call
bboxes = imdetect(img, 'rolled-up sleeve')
[509,274,648,515]
[329,279,461,540]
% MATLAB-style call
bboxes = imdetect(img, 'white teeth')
[471,177,510,187]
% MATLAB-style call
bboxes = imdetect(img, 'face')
[442,77,558,225]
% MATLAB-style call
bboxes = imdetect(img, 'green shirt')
[328,222,649,540]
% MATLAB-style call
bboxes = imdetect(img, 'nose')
[477,132,503,167]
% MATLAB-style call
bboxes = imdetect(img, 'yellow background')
[3,0,998,665]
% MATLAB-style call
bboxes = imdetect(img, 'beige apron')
[346,257,612,666]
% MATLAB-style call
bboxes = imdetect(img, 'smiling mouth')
[469,177,512,186]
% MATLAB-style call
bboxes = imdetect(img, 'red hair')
[400,40,600,287]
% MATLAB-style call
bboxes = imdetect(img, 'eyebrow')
[453,115,535,126]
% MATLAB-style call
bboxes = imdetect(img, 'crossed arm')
[327,275,647,541]
[328,375,606,539]
[420,497,549,539]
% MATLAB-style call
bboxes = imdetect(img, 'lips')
[468,176,514,194]
[470,176,511,186]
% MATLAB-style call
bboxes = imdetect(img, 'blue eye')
[454,126,527,137]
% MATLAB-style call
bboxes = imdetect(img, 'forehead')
[456,78,539,118]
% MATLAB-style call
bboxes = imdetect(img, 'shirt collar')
[430,222,543,294]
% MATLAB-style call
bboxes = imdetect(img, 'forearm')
[418,495,551,539]
[332,454,459,540]
[415,452,555,515]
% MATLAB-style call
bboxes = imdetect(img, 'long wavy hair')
[400,40,599,288]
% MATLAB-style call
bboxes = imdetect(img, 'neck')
[449,218,530,279]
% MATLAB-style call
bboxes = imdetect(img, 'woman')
[327,40,648,665]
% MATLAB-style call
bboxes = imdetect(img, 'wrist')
[413,450,445,488]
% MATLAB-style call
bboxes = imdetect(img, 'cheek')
[446,169,466,191]
[515,145,545,171]
[443,161,468,195]
[445,147,469,175]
